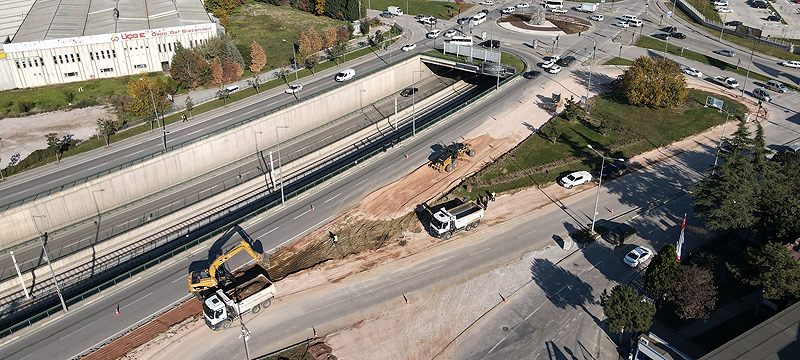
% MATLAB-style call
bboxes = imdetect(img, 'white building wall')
[0,22,217,90]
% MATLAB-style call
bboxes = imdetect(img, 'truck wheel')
[251,304,262,314]
[465,223,473,231]
[473,220,480,228]
[445,163,454,172]
[468,149,476,157]
[443,232,452,240]
[260,298,272,309]
[222,320,232,329]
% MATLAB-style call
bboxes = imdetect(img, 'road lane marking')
[120,292,152,310]
[470,247,491,257]
[59,320,96,341]
[276,216,334,250]
[354,178,369,187]
[323,193,342,203]
[292,208,312,221]
[264,227,280,235]
[519,229,538,238]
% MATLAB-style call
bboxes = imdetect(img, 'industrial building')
[0,0,219,90]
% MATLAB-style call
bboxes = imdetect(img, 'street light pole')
[32,215,68,313]
[281,39,299,85]
[587,145,624,235]
[741,37,756,97]
[275,125,289,205]
[712,112,731,174]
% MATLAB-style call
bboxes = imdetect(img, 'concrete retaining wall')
[0,57,433,249]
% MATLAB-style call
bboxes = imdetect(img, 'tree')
[249,41,267,74]
[390,23,403,36]
[360,21,370,36]
[210,58,224,87]
[315,0,325,15]
[299,28,323,63]
[275,66,290,84]
[733,242,800,300]
[329,41,347,64]
[671,265,718,319]
[45,133,69,162]
[757,153,800,241]
[222,57,243,83]
[224,41,245,67]
[601,285,656,334]
[645,244,681,301]
[304,55,319,74]
[216,89,230,105]
[619,56,687,108]
[125,77,172,120]
[248,75,262,93]
[562,97,586,122]
[323,27,338,49]
[372,30,385,46]
[540,121,561,144]
[170,46,210,89]
[185,96,194,117]
[62,89,76,105]
[96,118,118,146]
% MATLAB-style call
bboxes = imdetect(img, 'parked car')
[478,9,490,15]
[601,223,637,246]
[481,39,500,48]
[752,0,768,8]
[624,246,654,267]
[714,49,735,57]
[479,0,495,5]
[501,6,516,14]
[400,87,418,97]
[782,60,800,68]
[285,83,303,94]
[334,69,355,82]
[556,55,576,67]
[457,17,471,25]
[443,29,458,38]
[559,170,592,188]
[717,7,732,13]
[615,21,629,28]
[683,67,703,77]
[426,29,441,38]
[751,87,772,102]
[523,71,541,79]
[590,14,604,21]
[401,43,416,52]
[547,65,563,74]
[600,161,628,179]
[550,8,568,14]
[725,20,743,27]
[713,0,729,6]
[516,2,530,8]
[414,14,428,20]
[380,11,394,18]
[767,15,782,22]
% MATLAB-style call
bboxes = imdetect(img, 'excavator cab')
[187,225,265,294]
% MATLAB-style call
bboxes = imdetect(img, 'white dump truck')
[713,76,739,89]
[429,201,484,239]
[388,6,404,16]
[202,265,276,330]
[578,3,598,12]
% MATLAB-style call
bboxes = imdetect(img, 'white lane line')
[120,292,152,310]
[59,320,96,341]
[488,337,507,354]
[275,216,334,250]
[519,229,538,238]
[354,178,369,187]
[470,247,491,257]
[170,276,185,284]
[292,208,312,221]
[323,193,342,203]
[264,227,280,235]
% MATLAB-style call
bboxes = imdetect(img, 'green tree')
[562,97,586,122]
[372,30,385,46]
[125,77,172,120]
[757,153,800,241]
[62,89,76,105]
[645,244,681,301]
[619,56,687,108]
[45,133,71,162]
[96,118,118,146]
[185,96,194,117]
[540,121,561,144]
[224,41,245,67]
[216,89,230,105]
[671,265,718,319]
[248,75,262,93]
[360,21,370,36]
[733,242,800,300]
[170,45,210,89]
[304,55,319,74]
[601,285,656,334]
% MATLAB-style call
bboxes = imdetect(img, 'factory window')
[112,49,116,58]
[76,53,81,62]
[58,55,63,64]
[134,64,147,69]
[168,43,172,52]
[53,55,57,64]
[64,72,78,77]
[90,52,94,60]
[101,51,106,59]
[69,54,75,62]
[16,60,21,68]
[100,67,113,73]
[158,44,162,53]
[33,58,38,66]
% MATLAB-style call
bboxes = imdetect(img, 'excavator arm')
[187,225,264,294]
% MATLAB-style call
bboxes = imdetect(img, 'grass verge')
[635,35,798,91]
[451,89,747,199]
[604,57,634,66]
[367,0,471,19]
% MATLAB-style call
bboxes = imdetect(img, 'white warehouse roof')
[12,0,212,43]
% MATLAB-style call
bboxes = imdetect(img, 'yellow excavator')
[187,226,267,294]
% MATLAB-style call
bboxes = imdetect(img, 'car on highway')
[401,43,416,52]
[590,14,604,21]
[501,6,516,14]
[517,2,530,8]
[752,0,768,8]
[717,7,732,13]
[550,8,568,13]
[765,80,789,93]
[426,29,441,38]
[713,0,729,6]
[444,29,459,38]
[479,0,495,5]
[523,70,541,79]
[624,246,654,267]
[725,20,743,27]
[602,223,637,246]
[600,161,628,179]
[662,26,678,34]
[615,21,629,28]
[556,55,576,67]
[547,65,563,74]
[285,83,303,94]
[559,170,591,188]
[478,9,490,15]
[541,55,560,68]
[671,32,686,39]
[420,17,437,25]
[400,87,419,97]
[481,39,500,48]
[751,87,772,102]
[781,60,800,68]
[714,49,735,57]
[683,67,703,77]
[334,69,355,82]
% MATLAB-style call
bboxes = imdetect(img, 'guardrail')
[0,62,520,340]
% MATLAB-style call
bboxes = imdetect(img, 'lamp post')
[586,145,625,235]
[139,77,161,131]
[712,111,732,174]
[275,125,289,205]
[32,215,68,313]
[719,12,728,42]
[741,35,757,97]
[254,130,270,187]
[586,37,598,115]
[281,39,299,85]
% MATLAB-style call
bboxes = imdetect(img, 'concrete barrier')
[0,57,434,249]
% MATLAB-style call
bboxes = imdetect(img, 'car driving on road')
[781,60,800,69]
[444,29,459,38]
[683,67,703,77]
[541,55,560,68]
[556,55,576,67]
[400,87,418,97]
[751,87,772,102]
[501,6,516,14]
[590,14,604,21]
[335,69,355,82]
[714,49,735,57]
[401,43,416,52]
[516,2,530,8]
[547,64,563,74]
[285,84,303,94]
[426,29,441,38]
[615,21,629,28]
[624,246,654,267]
[559,170,592,188]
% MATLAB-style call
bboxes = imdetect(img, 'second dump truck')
[429,200,484,239]
[203,264,276,330]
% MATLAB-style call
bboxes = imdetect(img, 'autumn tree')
[96,118,118,146]
[126,77,172,121]
[619,56,687,108]
[185,96,194,117]
[645,244,681,301]
[299,28,323,63]
[601,285,656,335]
[170,45,210,89]
[222,57,243,83]
[249,41,267,74]
[732,242,800,300]
[315,0,325,15]
[210,58,224,87]
[324,27,338,49]
[671,265,718,319]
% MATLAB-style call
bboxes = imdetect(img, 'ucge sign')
[121,32,147,40]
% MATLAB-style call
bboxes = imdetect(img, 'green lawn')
[604,57,634,66]
[423,49,527,73]
[452,89,746,199]
[684,0,721,22]
[367,0,471,19]
[635,35,798,91]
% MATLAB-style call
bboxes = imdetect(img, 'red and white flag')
[676,213,687,261]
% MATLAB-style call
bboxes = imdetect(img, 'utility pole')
[32,215,68,313]
[10,251,30,299]
[275,125,289,205]
[741,37,757,97]
[586,146,625,235]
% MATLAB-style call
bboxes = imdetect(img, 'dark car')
[600,223,637,246]
[400,87,419,97]
[523,71,541,79]
[725,20,742,27]
[662,26,678,34]
[600,161,628,179]
[767,15,782,22]
[671,32,686,39]
[381,11,394,18]
[481,39,500,48]
[556,55,576,67]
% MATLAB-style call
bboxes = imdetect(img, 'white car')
[479,0,495,5]
[516,2,530,8]
[559,170,591,188]
[550,8,568,14]
[623,246,654,267]
[540,55,560,69]
[426,29,441,38]
[615,21,629,28]
[334,69,355,82]
[285,83,303,94]
[781,60,800,68]
[590,14,604,21]
[502,7,516,14]
[683,67,703,77]
[443,29,459,38]
[712,0,729,6]
[401,43,416,52]
[717,7,732,13]
[547,65,563,74]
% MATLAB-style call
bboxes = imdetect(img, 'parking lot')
[712,0,799,38]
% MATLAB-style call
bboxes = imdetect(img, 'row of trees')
[169,35,250,91]
[284,0,363,22]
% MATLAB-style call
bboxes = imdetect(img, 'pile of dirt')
[546,15,592,34]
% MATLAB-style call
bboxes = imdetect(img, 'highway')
[3,2,800,359]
